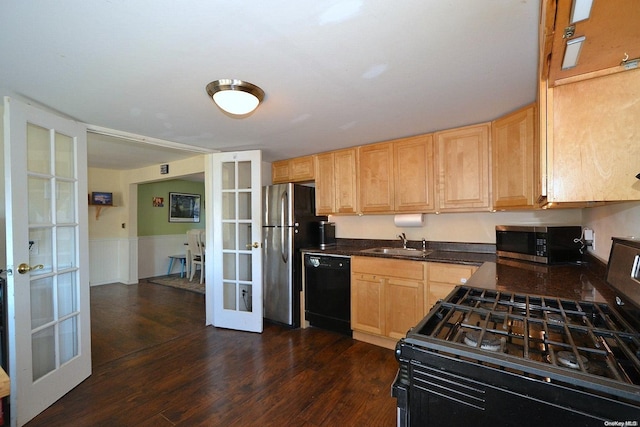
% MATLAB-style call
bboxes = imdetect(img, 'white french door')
[205,151,263,332]
[4,97,91,426]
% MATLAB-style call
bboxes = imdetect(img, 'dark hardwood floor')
[25,282,398,426]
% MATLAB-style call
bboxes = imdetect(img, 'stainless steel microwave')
[495,225,583,264]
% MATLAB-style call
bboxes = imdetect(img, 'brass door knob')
[245,242,260,249]
[17,263,44,274]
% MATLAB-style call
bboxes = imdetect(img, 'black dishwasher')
[304,253,351,336]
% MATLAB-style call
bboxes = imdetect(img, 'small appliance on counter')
[318,221,336,249]
[495,225,582,264]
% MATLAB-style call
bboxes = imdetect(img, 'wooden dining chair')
[187,230,205,284]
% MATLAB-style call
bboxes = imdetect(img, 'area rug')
[146,274,205,294]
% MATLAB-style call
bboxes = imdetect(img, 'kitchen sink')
[360,247,433,257]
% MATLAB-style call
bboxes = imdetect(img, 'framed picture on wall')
[169,192,201,222]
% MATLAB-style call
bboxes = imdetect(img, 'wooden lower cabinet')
[351,256,426,349]
[426,262,478,310]
[351,272,384,335]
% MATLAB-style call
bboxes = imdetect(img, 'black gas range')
[393,238,640,426]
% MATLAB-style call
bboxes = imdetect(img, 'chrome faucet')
[398,233,408,249]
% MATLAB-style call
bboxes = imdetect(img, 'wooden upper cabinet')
[544,0,640,86]
[492,104,537,210]
[314,152,335,215]
[393,134,436,213]
[315,148,358,214]
[546,69,640,203]
[435,123,491,212]
[271,155,315,183]
[271,160,290,183]
[334,148,358,214]
[358,142,394,213]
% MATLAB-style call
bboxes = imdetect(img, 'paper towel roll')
[394,213,424,227]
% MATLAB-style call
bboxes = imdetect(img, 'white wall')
[330,209,583,243]
[137,234,190,279]
[582,201,640,261]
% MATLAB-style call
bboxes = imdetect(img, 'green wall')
[137,179,206,236]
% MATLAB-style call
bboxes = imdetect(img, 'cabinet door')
[315,152,335,214]
[436,123,491,212]
[394,134,435,212]
[359,142,394,213]
[548,70,640,202]
[492,104,536,209]
[426,263,477,311]
[289,155,315,181]
[351,273,384,335]
[385,278,424,339]
[271,160,290,183]
[334,148,358,213]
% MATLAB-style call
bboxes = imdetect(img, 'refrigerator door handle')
[280,191,289,263]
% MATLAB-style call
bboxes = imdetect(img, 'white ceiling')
[0,1,540,168]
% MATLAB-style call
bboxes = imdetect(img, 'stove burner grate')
[463,330,503,352]
[553,351,589,370]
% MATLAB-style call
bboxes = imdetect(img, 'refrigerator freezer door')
[263,183,293,227]
[263,225,294,325]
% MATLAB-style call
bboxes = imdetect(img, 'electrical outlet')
[583,229,595,248]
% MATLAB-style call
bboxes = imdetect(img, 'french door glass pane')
[32,326,55,381]
[29,227,53,275]
[223,223,236,250]
[56,180,75,223]
[28,176,52,224]
[31,276,54,329]
[222,193,235,220]
[239,254,252,281]
[59,317,78,364]
[56,227,76,270]
[237,192,251,219]
[54,132,74,178]
[223,253,236,280]
[239,285,252,312]
[57,272,77,317]
[238,223,251,250]
[238,161,251,188]
[223,282,236,310]
[222,162,235,189]
[27,123,51,174]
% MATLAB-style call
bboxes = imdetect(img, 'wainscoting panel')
[138,234,191,279]
[89,238,123,286]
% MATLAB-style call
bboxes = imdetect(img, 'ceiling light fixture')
[206,79,265,116]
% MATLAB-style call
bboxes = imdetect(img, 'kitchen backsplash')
[330,202,640,262]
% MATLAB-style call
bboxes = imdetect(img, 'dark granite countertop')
[301,238,618,306]
[466,256,616,305]
[302,238,495,266]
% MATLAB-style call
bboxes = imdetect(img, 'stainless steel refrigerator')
[262,183,327,327]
